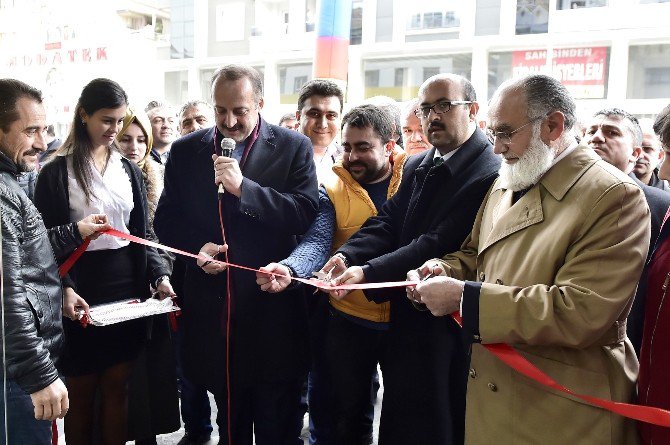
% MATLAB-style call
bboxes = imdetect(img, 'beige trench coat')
[439,146,649,445]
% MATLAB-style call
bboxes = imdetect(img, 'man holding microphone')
[155,64,318,445]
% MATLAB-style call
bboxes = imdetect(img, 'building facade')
[1,0,669,127]
[162,0,670,122]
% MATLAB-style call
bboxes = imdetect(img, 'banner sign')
[512,47,608,99]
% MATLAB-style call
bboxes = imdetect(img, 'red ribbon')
[59,229,670,427]
[449,314,670,427]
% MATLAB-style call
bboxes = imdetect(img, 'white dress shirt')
[67,150,134,251]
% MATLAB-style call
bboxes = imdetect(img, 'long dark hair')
[59,78,128,202]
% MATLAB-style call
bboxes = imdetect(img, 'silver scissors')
[410,268,437,311]
[311,264,337,294]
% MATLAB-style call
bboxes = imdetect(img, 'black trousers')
[327,305,468,445]
[378,312,468,445]
[213,378,304,445]
[325,309,385,445]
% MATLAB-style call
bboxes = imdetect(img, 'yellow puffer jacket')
[323,148,407,322]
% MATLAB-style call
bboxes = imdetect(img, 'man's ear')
[468,102,479,121]
[631,146,642,163]
[544,111,566,142]
[385,139,396,156]
[295,110,301,122]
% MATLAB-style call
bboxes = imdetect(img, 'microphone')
[218,137,235,196]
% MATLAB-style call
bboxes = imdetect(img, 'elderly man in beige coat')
[410,74,649,444]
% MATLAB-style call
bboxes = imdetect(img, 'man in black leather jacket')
[0,79,110,444]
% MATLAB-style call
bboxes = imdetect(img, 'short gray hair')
[519,75,576,130]
[594,108,643,146]
[179,100,213,120]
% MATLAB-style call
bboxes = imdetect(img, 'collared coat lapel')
[240,118,277,181]
[479,146,597,255]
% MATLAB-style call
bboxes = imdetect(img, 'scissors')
[311,264,337,294]
[410,267,438,311]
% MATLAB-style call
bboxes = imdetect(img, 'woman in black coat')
[34,78,173,445]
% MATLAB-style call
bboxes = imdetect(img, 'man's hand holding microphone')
[213,137,243,197]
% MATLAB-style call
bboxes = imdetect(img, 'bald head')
[418,74,476,103]
[416,74,478,154]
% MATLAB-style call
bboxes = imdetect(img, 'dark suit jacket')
[627,173,670,355]
[336,128,501,445]
[154,119,318,389]
[339,128,501,302]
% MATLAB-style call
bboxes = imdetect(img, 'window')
[278,64,312,104]
[409,13,421,29]
[293,76,308,92]
[362,55,472,100]
[424,12,443,28]
[306,0,316,32]
[516,0,549,35]
[351,0,363,45]
[365,70,380,88]
[406,6,461,31]
[556,0,607,8]
[395,68,406,86]
[171,0,194,58]
[628,44,670,99]
[423,67,440,81]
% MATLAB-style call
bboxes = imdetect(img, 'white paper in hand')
[83,298,180,326]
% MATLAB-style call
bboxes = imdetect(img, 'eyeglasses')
[414,100,473,119]
[486,115,546,145]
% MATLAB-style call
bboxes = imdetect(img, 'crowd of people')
[1,64,670,445]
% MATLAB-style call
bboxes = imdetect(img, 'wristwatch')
[333,252,350,268]
[153,275,169,289]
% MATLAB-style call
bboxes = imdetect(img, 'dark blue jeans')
[0,379,52,445]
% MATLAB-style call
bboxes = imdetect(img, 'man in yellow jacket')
[256,104,406,445]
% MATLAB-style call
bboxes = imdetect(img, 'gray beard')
[498,125,556,191]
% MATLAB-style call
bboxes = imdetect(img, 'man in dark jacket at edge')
[0,79,111,444]
[318,74,501,444]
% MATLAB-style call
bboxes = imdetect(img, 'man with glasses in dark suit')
[318,74,501,445]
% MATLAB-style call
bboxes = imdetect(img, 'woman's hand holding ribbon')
[76,213,112,240]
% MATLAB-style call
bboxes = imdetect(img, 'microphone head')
[220,137,235,157]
